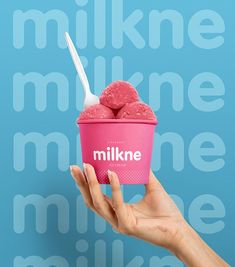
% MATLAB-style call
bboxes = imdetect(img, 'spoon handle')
[65,32,90,95]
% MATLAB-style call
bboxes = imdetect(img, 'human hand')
[70,164,229,267]
[70,164,186,252]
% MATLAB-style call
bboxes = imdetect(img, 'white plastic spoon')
[65,32,99,109]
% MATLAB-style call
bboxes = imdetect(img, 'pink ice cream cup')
[77,119,157,184]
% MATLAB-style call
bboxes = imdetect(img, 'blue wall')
[1,0,234,266]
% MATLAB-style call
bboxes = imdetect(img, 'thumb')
[144,170,166,195]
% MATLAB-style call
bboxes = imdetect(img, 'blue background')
[1,0,234,266]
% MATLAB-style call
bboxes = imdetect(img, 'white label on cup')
[93,147,142,161]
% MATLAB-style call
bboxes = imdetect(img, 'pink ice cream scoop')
[100,81,139,109]
[78,104,115,121]
[116,102,157,121]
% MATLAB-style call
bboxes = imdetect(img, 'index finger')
[144,170,166,194]
[84,164,118,227]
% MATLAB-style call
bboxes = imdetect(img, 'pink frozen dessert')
[78,104,115,121]
[116,102,156,120]
[78,81,157,122]
[100,81,139,109]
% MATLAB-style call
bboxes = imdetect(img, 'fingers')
[83,164,118,226]
[103,194,113,207]
[107,170,124,212]
[108,170,132,234]
[70,165,117,227]
[144,170,166,194]
[70,165,95,211]
[71,165,136,236]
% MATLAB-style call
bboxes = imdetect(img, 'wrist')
[172,222,224,267]
[158,219,195,257]
[173,222,198,258]
[169,221,193,255]
[171,222,207,266]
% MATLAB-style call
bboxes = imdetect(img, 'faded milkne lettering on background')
[12,193,225,266]
[9,0,228,266]
[13,2,225,49]
[13,68,225,113]
[13,193,225,235]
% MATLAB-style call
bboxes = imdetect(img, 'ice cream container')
[77,119,157,184]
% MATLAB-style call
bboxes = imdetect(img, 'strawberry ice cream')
[78,104,115,120]
[100,81,139,109]
[116,102,156,120]
[77,80,157,122]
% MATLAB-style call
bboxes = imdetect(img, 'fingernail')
[107,170,112,182]
[70,165,74,175]
[83,163,88,175]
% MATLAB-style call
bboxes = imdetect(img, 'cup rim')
[77,119,158,125]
